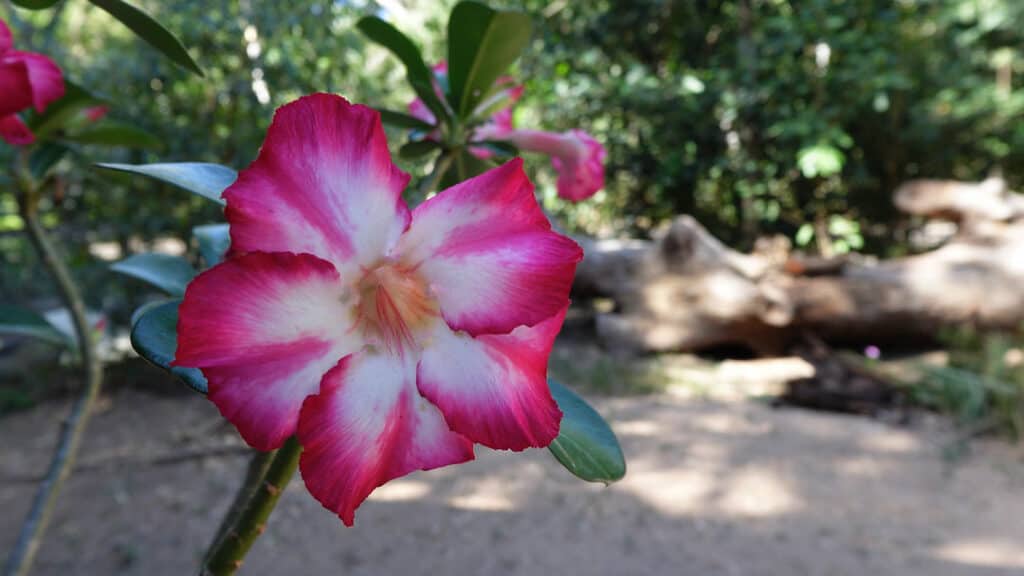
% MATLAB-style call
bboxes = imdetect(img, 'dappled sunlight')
[369,479,432,503]
[933,538,1024,569]
[718,466,801,518]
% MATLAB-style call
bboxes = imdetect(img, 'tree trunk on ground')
[575,180,1024,354]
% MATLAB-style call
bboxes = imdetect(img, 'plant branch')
[201,448,276,566]
[200,437,302,576]
[418,151,454,197]
[4,158,105,576]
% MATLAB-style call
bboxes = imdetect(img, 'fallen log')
[575,184,1024,354]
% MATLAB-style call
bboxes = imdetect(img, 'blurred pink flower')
[0,18,65,145]
[505,129,607,201]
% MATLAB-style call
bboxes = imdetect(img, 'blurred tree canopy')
[2,0,1022,307]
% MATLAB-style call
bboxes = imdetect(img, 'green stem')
[201,437,302,576]
[418,152,454,197]
[4,157,105,576]
[201,449,276,565]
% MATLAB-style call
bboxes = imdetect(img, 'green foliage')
[0,305,72,348]
[547,379,626,484]
[97,162,235,205]
[446,1,532,118]
[913,329,1024,440]
[358,16,448,123]
[110,252,196,296]
[87,0,203,76]
[130,299,208,393]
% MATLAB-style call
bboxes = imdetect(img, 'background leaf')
[130,300,207,394]
[399,139,441,159]
[110,253,196,296]
[0,305,72,348]
[87,0,203,76]
[547,379,626,484]
[377,108,436,131]
[29,143,71,180]
[65,121,163,150]
[357,16,448,124]
[96,162,236,205]
[9,0,63,9]
[447,1,532,118]
[192,224,230,268]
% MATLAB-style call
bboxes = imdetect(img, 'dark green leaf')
[0,305,71,348]
[357,16,448,124]
[130,300,207,394]
[65,121,163,150]
[377,108,436,131]
[400,139,441,159]
[473,140,518,158]
[111,253,196,296]
[87,0,203,76]
[29,81,105,140]
[441,149,492,188]
[192,224,230,268]
[29,142,71,180]
[547,379,626,484]
[447,1,532,118]
[96,162,236,205]
[10,0,63,9]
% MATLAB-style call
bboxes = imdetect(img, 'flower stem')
[201,437,302,576]
[4,160,104,576]
[418,151,454,197]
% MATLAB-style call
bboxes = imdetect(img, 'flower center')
[353,260,439,353]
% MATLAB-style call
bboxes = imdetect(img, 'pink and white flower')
[174,93,582,525]
[0,19,64,145]
[504,128,607,202]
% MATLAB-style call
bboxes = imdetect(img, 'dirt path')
[1,388,1023,576]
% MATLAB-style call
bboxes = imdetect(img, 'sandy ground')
[2,386,1024,576]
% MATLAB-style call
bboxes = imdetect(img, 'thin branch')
[200,437,302,576]
[4,161,105,576]
[418,151,454,197]
[1,443,252,485]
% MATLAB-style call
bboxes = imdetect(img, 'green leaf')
[96,162,236,205]
[447,1,532,118]
[441,149,492,188]
[65,121,163,150]
[29,81,105,140]
[29,142,71,180]
[0,305,71,348]
[377,108,436,131]
[130,300,207,394]
[357,16,448,124]
[10,0,63,9]
[547,380,626,484]
[111,253,196,296]
[400,139,441,159]
[472,140,518,158]
[192,224,230,267]
[87,0,203,76]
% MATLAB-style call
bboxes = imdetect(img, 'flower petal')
[175,251,360,450]
[0,60,32,117]
[0,114,34,145]
[552,129,606,202]
[396,159,582,335]
[298,350,474,526]
[13,52,64,113]
[224,93,411,277]
[417,307,566,451]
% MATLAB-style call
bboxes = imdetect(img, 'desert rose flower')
[504,128,607,201]
[174,93,582,525]
[0,19,64,145]
[83,105,109,122]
